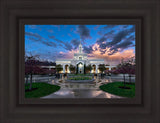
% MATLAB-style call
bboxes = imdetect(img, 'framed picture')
[24,23,136,99]
[0,0,160,122]
[21,20,141,104]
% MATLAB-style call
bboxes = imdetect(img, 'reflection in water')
[54,90,74,96]
[51,80,55,84]
[42,77,124,99]
[42,88,123,98]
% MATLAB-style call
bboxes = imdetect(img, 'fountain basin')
[65,79,95,83]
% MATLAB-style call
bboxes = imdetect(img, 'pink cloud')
[58,43,135,66]
[88,43,135,65]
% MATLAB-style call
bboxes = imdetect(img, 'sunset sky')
[25,25,135,65]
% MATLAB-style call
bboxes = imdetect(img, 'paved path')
[41,88,123,98]
[41,78,123,99]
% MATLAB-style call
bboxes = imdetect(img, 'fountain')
[65,74,95,83]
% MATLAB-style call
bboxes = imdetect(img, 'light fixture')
[79,64,83,68]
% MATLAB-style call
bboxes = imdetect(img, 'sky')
[25,25,135,65]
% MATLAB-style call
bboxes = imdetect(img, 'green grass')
[99,82,135,98]
[25,83,60,98]
[69,76,92,80]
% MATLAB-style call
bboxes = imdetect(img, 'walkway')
[41,78,123,99]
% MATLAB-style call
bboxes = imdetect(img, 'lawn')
[69,76,92,80]
[99,82,135,98]
[25,83,60,98]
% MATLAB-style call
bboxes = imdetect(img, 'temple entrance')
[77,62,84,74]
[65,64,69,73]
[92,65,96,73]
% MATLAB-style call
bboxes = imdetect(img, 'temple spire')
[79,38,83,53]
[80,38,82,45]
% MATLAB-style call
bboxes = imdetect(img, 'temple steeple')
[79,39,83,53]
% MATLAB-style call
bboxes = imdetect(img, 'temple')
[56,41,105,73]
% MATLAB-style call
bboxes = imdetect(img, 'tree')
[69,64,76,73]
[116,57,136,88]
[125,57,136,83]
[117,64,128,88]
[85,64,92,73]
[98,64,106,73]
[55,64,63,73]
[43,69,56,75]
[25,54,44,90]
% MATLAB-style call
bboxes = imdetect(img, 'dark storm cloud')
[99,49,106,55]
[108,35,135,55]
[107,26,135,46]
[107,30,128,46]
[48,35,73,51]
[95,25,135,55]
[96,37,107,44]
[42,41,57,47]
[63,43,73,51]
[99,43,108,49]
[96,30,114,49]
[83,45,93,54]
[122,25,129,29]
[126,35,135,42]
[102,25,117,30]
[104,30,115,37]
[116,41,133,49]
[71,39,80,49]
[77,25,91,40]
[48,35,64,44]
[28,37,40,42]
[25,32,57,47]
[109,41,133,54]
[97,29,115,42]
[25,32,42,39]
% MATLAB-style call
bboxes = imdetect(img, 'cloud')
[25,32,57,47]
[61,42,135,65]
[95,25,135,55]
[102,25,117,30]
[86,43,135,65]
[25,32,42,39]
[48,35,73,51]
[71,39,80,49]
[83,45,94,54]
[104,30,115,37]
[48,35,55,39]
[107,29,135,55]
[99,43,108,50]
[63,43,73,51]
[67,33,72,37]
[42,41,57,47]
[77,25,91,40]
[28,25,42,31]
[107,30,129,46]
[47,29,54,33]
[56,49,78,59]
[94,25,100,30]
[48,36,64,44]
[96,37,107,44]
